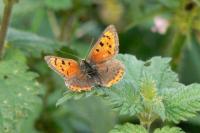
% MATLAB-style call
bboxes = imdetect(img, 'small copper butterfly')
[44,25,125,92]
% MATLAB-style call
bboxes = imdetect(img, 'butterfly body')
[45,25,125,92]
[80,60,102,85]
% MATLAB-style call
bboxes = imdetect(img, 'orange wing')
[44,56,81,79]
[45,56,94,92]
[87,25,119,64]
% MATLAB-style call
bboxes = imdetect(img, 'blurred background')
[0,0,200,133]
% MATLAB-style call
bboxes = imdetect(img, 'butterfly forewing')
[44,56,81,78]
[87,25,119,64]
[45,56,94,92]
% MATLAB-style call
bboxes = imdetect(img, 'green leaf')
[56,89,106,106]
[44,0,73,11]
[0,48,43,132]
[56,54,177,118]
[179,34,200,84]
[143,57,179,90]
[117,54,144,89]
[56,53,200,124]
[154,126,185,133]
[107,81,143,116]
[164,84,200,123]
[55,97,116,133]
[6,28,63,58]
[109,123,147,133]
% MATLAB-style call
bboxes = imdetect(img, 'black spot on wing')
[62,60,65,65]
[67,71,69,76]
[96,49,99,52]
[55,58,57,65]
[99,42,104,47]
[103,34,111,40]
[107,51,111,55]
[106,35,111,40]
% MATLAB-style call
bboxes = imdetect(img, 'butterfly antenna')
[57,50,82,61]
[84,38,95,59]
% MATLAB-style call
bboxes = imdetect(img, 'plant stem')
[168,30,186,70]
[139,113,153,133]
[0,0,15,59]
[47,10,60,39]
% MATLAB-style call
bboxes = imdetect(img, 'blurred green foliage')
[1,0,200,133]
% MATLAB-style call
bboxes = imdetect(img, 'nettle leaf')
[56,54,175,117]
[56,53,200,124]
[164,84,200,123]
[143,57,179,90]
[105,81,143,116]
[154,126,185,133]
[117,54,144,89]
[6,28,63,58]
[0,48,43,133]
[109,123,147,133]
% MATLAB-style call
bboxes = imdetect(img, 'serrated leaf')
[56,54,177,118]
[107,81,143,116]
[143,57,179,90]
[117,54,144,89]
[109,123,147,133]
[6,28,63,58]
[164,84,200,123]
[0,48,43,132]
[56,89,107,106]
[154,126,185,133]
[56,53,200,124]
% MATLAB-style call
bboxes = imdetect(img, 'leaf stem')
[0,0,16,59]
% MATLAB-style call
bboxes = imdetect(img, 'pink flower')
[151,16,170,34]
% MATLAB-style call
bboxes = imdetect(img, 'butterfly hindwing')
[87,25,119,64]
[65,73,95,92]
[96,59,125,87]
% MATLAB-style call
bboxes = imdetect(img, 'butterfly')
[44,25,125,92]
